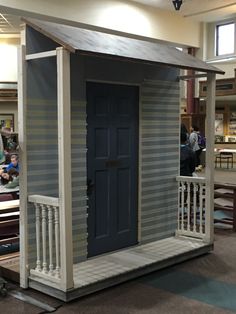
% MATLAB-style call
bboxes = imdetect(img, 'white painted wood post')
[187,182,191,231]
[205,72,216,244]
[181,182,184,230]
[193,183,197,233]
[48,205,54,274]
[41,204,48,273]
[199,184,203,234]
[54,206,60,278]
[56,47,74,290]
[35,203,41,271]
[18,28,29,288]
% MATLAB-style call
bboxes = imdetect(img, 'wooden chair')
[215,152,233,169]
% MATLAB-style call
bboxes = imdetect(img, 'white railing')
[176,176,207,240]
[28,195,61,284]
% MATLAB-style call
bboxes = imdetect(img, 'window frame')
[215,21,236,57]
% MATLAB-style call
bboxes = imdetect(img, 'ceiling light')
[172,0,182,11]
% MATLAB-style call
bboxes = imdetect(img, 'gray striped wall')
[26,97,59,266]
[71,101,88,263]
[26,55,59,266]
[26,78,180,266]
[25,27,181,274]
[25,27,180,266]
[26,99,88,264]
[140,80,180,243]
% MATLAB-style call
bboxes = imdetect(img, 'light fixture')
[172,0,182,11]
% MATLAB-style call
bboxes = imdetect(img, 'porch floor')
[73,236,209,288]
[29,235,213,301]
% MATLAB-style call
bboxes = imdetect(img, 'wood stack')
[214,183,236,231]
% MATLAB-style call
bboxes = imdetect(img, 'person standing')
[181,123,189,143]
[189,125,202,167]
[180,132,196,176]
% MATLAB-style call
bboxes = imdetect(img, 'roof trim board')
[23,18,224,75]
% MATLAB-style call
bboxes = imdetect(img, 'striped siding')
[26,78,180,267]
[26,99,88,265]
[71,101,88,263]
[27,98,59,266]
[27,99,59,195]
[140,80,180,243]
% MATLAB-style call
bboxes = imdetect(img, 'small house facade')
[18,18,223,301]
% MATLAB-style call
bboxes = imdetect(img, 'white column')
[205,72,216,244]
[56,47,74,290]
[18,28,29,289]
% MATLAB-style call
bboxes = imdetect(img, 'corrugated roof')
[23,18,224,75]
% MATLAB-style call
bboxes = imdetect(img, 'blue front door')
[87,82,139,257]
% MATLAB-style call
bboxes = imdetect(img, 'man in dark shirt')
[180,132,195,176]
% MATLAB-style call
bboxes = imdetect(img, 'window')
[216,22,235,56]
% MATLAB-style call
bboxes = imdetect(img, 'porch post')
[19,29,29,288]
[56,47,74,290]
[205,72,216,243]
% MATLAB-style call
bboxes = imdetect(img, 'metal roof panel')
[23,18,224,75]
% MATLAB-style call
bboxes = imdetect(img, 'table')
[218,149,236,154]
[0,185,19,194]
[201,148,236,167]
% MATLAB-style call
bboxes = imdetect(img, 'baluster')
[54,206,60,278]
[187,182,191,231]
[181,181,185,231]
[199,184,203,234]
[35,203,41,271]
[47,205,54,275]
[203,186,206,234]
[193,183,197,232]
[41,204,48,273]
[177,183,180,231]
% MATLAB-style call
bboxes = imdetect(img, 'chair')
[215,152,233,169]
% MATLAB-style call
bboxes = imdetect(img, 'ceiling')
[130,0,236,22]
[1,0,236,35]
[0,13,21,34]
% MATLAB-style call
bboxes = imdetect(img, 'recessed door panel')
[87,82,139,257]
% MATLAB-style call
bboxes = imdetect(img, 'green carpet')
[141,268,236,312]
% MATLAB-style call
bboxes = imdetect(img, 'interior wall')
[0,37,19,81]
[0,0,201,47]
[0,102,18,132]
[214,62,236,80]
[0,38,19,132]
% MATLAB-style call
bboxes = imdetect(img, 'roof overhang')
[23,18,224,75]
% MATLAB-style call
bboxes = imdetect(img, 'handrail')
[176,175,206,183]
[28,195,59,207]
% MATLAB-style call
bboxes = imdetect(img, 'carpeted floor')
[2,229,234,314]
[54,229,236,314]
[0,167,235,313]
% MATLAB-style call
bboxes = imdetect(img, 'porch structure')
[18,18,223,300]
[29,236,211,301]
